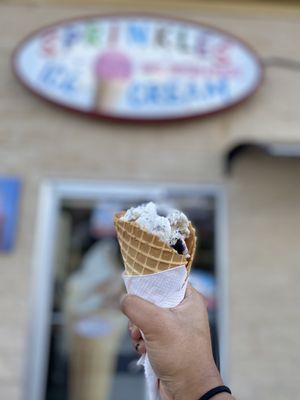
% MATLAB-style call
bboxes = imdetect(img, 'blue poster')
[0,178,21,252]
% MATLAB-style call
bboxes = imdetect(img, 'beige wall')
[229,154,300,399]
[0,2,300,400]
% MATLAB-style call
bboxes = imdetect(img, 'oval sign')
[13,14,263,122]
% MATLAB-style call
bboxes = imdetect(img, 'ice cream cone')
[95,79,128,113]
[93,50,132,113]
[114,211,196,276]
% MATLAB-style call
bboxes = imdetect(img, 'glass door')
[25,181,228,400]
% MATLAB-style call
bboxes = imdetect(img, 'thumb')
[121,294,164,334]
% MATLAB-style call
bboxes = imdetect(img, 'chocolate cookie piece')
[171,238,186,255]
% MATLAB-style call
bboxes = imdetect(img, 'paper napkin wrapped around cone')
[114,211,197,400]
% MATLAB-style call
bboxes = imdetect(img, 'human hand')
[121,284,225,400]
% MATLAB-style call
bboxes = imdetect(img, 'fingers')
[185,283,208,304]
[175,283,197,308]
[121,294,165,334]
[130,325,142,341]
[133,339,146,354]
[185,283,194,297]
[128,323,146,354]
[171,283,208,315]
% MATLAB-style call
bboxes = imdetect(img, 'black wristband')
[199,385,231,400]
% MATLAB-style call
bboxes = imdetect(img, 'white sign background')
[13,14,263,122]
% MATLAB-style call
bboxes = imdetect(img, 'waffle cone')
[114,211,197,276]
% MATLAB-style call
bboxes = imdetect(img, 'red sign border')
[12,12,264,124]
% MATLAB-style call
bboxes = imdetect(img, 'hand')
[121,284,224,400]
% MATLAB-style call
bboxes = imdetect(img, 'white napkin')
[123,265,188,400]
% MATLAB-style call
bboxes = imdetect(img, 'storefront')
[0,1,300,400]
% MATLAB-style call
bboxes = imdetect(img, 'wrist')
[173,363,224,400]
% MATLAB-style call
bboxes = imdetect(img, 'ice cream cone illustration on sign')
[93,50,132,113]
[114,202,197,276]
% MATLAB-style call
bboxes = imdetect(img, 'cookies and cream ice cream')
[114,201,196,275]
[121,202,191,257]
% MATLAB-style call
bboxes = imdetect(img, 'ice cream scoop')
[94,50,132,80]
[114,202,196,276]
[121,202,191,257]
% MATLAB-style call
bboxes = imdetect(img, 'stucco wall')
[0,3,300,400]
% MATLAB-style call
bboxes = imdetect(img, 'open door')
[25,180,229,400]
